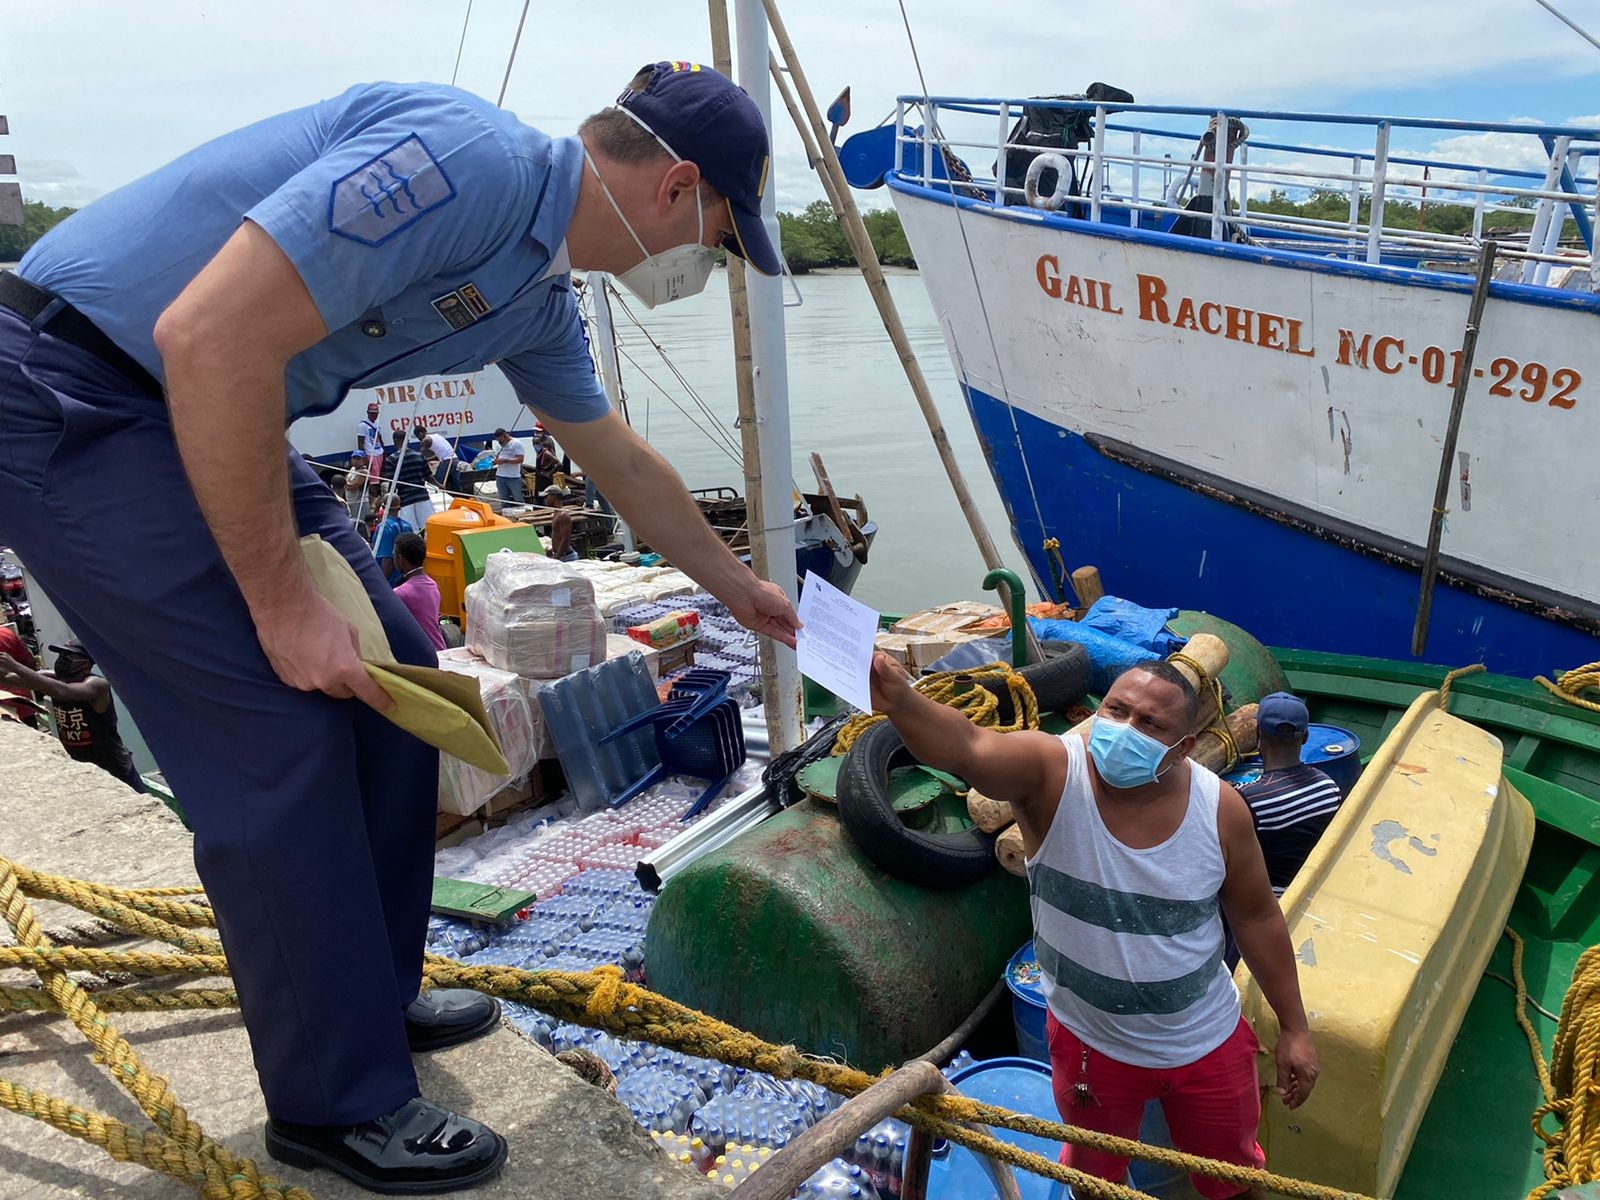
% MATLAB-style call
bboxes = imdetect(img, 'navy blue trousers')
[0,307,439,1125]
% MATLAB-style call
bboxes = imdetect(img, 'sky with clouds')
[2,0,1597,214]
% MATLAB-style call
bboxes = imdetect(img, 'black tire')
[836,721,997,889]
[975,640,1093,725]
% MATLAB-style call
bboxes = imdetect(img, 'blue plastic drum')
[927,1057,1062,1200]
[1005,941,1049,1063]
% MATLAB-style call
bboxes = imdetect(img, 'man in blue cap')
[0,61,794,1194]
[1237,693,1345,895]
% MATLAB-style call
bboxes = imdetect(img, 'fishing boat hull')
[888,177,1600,677]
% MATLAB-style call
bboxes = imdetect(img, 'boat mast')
[721,0,803,753]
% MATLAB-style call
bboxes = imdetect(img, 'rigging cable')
[450,0,475,86]
[1529,0,1600,54]
[496,0,535,107]
[892,0,1054,563]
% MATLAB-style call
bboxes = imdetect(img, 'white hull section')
[290,365,528,459]
[893,192,1600,608]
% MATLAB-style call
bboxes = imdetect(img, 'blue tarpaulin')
[1027,619,1158,694]
[1077,596,1186,657]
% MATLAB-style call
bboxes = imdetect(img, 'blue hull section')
[965,387,1599,678]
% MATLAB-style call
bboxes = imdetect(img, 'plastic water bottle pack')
[690,1094,810,1156]
[796,1158,882,1198]
[616,1066,708,1134]
[707,1143,774,1187]
[563,868,640,900]
[844,1119,908,1200]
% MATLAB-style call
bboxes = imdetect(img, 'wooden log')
[730,1061,945,1200]
[1070,565,1105,608]
[996,824,1028,877]
[967,788,1014,834]
[1192,704,1260,773]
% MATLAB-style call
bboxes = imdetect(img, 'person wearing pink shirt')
[390,534,444,653]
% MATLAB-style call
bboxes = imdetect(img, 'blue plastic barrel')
[1302,723,1362,797]
[1005,941,1049,1063]
[927,1057,1061,1200]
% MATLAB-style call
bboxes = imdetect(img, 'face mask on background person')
[1087,716,1179,789]
[585,111,716,308]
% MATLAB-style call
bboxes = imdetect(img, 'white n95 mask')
[585,117,716,308]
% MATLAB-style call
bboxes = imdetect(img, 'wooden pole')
[1412,241,1496,657]
[762,12,1043,665]
[1070,565,1105,609]
[729,1061,945,1200]
[711,0,791,751]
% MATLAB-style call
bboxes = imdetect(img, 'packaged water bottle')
[851,1131,875,1171]
[887,1134,908,1199]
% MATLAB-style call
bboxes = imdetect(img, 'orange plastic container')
[424,500,517,621]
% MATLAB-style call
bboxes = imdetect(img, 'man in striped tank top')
[870,655,1317,1198]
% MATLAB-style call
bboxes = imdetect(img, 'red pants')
[1046,1011,1265,1200]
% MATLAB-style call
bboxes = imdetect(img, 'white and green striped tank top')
[1025,733,1240,1069]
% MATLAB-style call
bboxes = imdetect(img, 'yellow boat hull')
[1236,692,1534,1198]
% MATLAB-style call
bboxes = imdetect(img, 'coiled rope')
[830,662,1039,756]
[1535,662,1600,715]
[0,855,1380,1200]
[1518,926,1600,1199]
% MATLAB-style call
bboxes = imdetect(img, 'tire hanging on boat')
[836,646,1093,889]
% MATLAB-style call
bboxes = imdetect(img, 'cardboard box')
[892,601,1003,638]
[875,628,989,673]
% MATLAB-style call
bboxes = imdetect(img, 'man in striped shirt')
[1238,693,1344,895]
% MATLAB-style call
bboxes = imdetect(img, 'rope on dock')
[829,662,1040,756]
[0,854,1382,1200]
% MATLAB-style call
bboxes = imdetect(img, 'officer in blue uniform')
[0,62,797,1194]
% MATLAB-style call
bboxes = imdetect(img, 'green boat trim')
[1274,647,1600,1200]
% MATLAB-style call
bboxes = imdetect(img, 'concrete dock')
[0,719,720,1200]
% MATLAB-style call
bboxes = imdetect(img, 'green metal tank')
[645,797,1031,1071]
[1168,609,1289,706]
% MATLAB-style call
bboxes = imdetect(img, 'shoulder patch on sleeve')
[328,133,457,247]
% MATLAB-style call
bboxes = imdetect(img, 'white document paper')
[796,570,880,713]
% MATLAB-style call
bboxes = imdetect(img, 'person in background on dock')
[1237,693,1344,896]
[390,534,445,654]
[387,426,433,532]
[357,399,384,477]
[343,449,372,524]
[492,427,527,506]
[543,484,580,562]
[372,496,414,587]
[868,655,1317,1200]
[0,58,796,1195]
[415,424,460,492]
[0,640,144,791]
[0,622,41,727]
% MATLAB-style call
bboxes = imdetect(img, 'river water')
[606,269,1033,615]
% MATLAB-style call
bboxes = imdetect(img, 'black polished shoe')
[404,988,501,1052]
[265,1097,508,1195]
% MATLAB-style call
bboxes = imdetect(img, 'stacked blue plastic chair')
[599,669,746,819]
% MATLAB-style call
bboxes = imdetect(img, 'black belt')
[0,271,164,398]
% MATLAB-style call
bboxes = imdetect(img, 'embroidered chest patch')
[328,134,456,247]
[431,283,492,330]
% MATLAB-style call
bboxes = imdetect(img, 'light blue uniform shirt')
[20,82,609,426]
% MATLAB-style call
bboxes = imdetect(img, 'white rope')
[892,0,1054,570]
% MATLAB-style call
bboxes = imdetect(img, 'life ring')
[1023,153,1073,212]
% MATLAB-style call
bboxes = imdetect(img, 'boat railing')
[891,96,1599,289]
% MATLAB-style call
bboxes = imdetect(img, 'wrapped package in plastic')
[466,552,608,680]
[438,645,554,760]
[433,655,541,815]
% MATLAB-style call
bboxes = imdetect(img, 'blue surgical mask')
[1088,716,1179,789]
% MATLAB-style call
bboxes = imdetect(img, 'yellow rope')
[831,662,1039,756]
[1535,662,1600,715]
[1169,652,1241,770]
[1438,662,1486,710]
[0,858,310,1200]
[1521,928,1600,1200]
[0,857,1378,1200]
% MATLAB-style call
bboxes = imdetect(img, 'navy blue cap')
[1257,692,1309,736]
[616,61,781,276]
